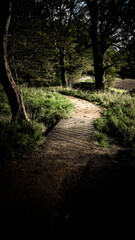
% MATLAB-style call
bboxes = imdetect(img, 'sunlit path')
[38,96,103,168]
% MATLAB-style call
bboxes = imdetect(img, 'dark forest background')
[8,0,135,88]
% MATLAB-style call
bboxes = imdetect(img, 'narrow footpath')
[0,96,134,238]
[36,96,104,168]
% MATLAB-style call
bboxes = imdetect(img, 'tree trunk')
[93,48,105,90]
[86,0,105,90]
[91,27,105,90]
[0,0,30,122]
[60,48,67,88]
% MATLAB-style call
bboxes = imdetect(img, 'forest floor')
[1,81,135,238]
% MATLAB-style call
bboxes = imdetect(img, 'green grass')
[59,87,135,164]
[1,83,135,164]
[22,87,75,127]
[94,130,111,148]
[0,86,74,159]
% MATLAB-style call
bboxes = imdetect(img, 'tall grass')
[22,87,75,127]
[0,86,74,159]
[59,88,135,164]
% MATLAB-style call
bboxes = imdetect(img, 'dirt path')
[0,96,135,238]
[37,96,104,169]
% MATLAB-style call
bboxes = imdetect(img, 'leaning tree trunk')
[0,0,30,122]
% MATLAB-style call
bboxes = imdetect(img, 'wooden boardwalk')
[36,96,103,168]
[1,95,128,238]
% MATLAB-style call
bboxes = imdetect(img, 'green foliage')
[59,87,135,164]
[0,86,74,159]
[0,121,45,159]
[94,130,110,148]
[22,87,75,128]
[104,69,117,89]
[103,100,135,147]
[0,87,11,119]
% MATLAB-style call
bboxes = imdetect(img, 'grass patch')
[0,85,74,160]
[22,87,75,128]
[94,130,110,148]
[59,87,135,164]
[0,121,45,160]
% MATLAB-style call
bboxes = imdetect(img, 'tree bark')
[60,48,67,88]
[91,29,105,90]
[92,39,105,90]
[86,0,105,90]
[0,0,30,122]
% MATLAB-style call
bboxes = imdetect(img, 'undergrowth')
[59,87,135,164]
[22,87,74,128]
[0,86,74,160]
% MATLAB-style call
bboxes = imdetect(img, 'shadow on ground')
[1,153,135,238]
[54,157,135,237]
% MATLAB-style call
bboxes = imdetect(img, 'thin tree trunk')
[0,0,30,122]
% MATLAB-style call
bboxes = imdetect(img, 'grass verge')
[58,88,135,165]
[0,86,74,160]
